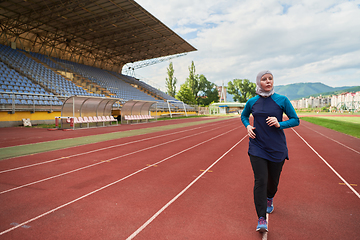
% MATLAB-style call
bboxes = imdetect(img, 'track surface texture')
[0,116,359,240]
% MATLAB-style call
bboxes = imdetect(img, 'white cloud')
[173,26,198,35]
[133,0,360,90]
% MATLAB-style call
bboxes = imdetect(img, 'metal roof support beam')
[0,0,196,71]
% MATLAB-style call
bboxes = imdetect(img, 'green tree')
[185,61,199,100]
[227,79,256,102]
[176,83,196,105]
[175,61,219,106]
[197,74,219,106]
[165,62,177,97]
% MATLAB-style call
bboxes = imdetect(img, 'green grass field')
[296,112,360,116]
[314,116,360,124]
[300,116,360,138]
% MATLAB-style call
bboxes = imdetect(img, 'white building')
[291,95,331,109]
[331,92,360,111]
[292,92,359,112]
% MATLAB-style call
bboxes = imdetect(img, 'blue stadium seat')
[1,43,176,103]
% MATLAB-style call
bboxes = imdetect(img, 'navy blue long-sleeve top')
[241,93,299,162]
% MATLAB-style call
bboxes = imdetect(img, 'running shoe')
[267,197,274,214]
[256,217,268,232]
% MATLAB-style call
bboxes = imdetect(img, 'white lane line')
[292,128,360,199]
[302,124,360,155]
[126,135,248,240]
[0,124,233,195]
[0,127,240,236]
[0,120,230,174]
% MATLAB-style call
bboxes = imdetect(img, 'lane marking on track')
[146,164,158,167]
[292,128,360,199]
[10,223,30,229]
[125,135,248,240]
[0,126,240,236]
[339,183,357,186]
[302,124,360,155]
[0,124,236,195]
[200,170,213,172]
[0,120,233,174]
[0,118,232,148]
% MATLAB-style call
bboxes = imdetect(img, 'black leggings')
[249,154,285,219]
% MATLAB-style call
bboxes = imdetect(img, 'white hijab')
[256,70,275,97]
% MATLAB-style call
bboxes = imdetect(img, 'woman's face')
[260,73,274,92]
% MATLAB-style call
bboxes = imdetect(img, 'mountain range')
[274,82,359,100]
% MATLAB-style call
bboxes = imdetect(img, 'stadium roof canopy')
[0,0,197,72]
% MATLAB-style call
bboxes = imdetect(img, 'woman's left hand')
[266,116,280,128]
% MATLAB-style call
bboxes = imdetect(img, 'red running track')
[0,117,359,240]
[0,118,213,148]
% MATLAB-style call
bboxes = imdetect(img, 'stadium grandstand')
[0,0,196,127]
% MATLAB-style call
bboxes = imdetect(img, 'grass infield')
[300,116,360,138]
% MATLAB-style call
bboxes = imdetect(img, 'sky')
[124,0,360,92]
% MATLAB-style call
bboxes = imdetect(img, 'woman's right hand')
[247,125,256,139]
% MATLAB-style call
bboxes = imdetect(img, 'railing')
[0,91,65,113]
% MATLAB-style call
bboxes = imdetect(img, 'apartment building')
[291,91,360,111]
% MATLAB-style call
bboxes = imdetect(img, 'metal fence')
[0,91,65,113]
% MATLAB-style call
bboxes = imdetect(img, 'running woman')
[241,70,299,232]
